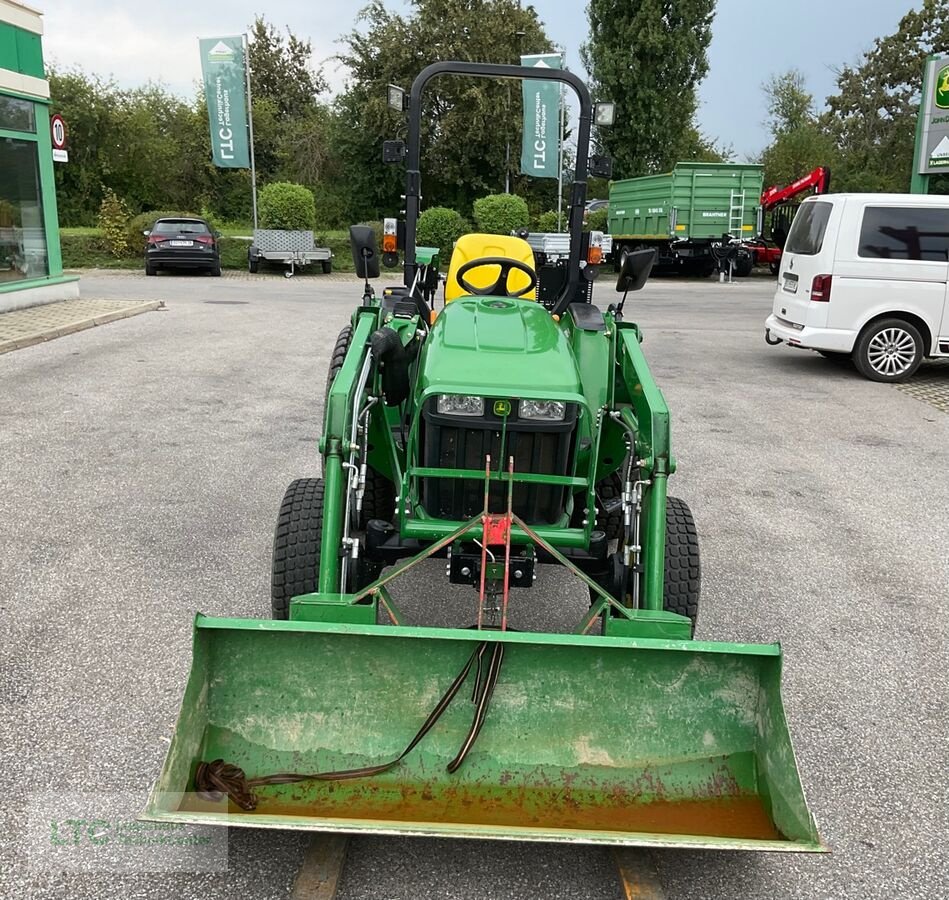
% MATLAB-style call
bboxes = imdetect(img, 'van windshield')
[785,202,831,256]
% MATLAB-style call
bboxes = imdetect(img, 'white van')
[764,193,949,382]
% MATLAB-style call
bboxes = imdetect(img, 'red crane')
[745,166,832,274]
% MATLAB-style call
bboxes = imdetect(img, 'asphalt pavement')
[1,269,946,899]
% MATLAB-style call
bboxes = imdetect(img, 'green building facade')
[0,0,77,311]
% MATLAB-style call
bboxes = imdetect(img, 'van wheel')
[853,318,923,383]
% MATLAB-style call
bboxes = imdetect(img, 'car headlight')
[519,400,566,421]
[437,394,484,416]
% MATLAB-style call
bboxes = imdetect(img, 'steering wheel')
[456,257,538,298]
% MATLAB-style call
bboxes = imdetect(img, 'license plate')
[169,240,193,247]
[783,274,798,293]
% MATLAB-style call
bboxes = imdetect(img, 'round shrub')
[472,194,530,235]
[534,210,560,232]
[258,182,316,231]
[417,207,469,260]
[584,208,609,233]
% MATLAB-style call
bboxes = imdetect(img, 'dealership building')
[0,0,77,311]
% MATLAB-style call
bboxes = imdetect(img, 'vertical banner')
[199,36,250,169]
[916,54,949,175]
[520,53,562,179]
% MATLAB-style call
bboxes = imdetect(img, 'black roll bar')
[402,61,593,314]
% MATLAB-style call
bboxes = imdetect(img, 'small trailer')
[524,230,611,308]
[248,229,333,277]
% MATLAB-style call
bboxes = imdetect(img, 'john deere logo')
[208,41,235,63]
[936,65,949,109]
[493,400,511,417]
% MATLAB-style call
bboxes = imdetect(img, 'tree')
[823,0,949,192]
[582,0,716,178]
[758,70,836,189]
[247,17,327,119]
[330,0,554,224]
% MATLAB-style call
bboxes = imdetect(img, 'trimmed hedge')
[473,194,530,235]
[585,208,609,233]
[534,210,560,232]
[417,207,469,260]
[259,182,316,231]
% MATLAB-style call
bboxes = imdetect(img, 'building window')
[0,137,48,282]
[0,96,36,133]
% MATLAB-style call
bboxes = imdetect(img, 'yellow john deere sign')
[916,55,949,175]
[936,65,949,110]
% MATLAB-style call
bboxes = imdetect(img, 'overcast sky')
[39,0,910,159]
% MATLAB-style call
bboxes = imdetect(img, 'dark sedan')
[144,218,221,276]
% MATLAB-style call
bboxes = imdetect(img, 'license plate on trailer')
[783,274,798,293]
[170,240,193,247]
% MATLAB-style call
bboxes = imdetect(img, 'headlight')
[437,394,484,416]
[519,399,566,421]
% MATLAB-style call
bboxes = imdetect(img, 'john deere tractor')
[145,62,822,851]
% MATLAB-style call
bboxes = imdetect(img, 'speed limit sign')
[50,114,68,162]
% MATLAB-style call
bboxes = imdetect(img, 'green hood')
[420,298,581,399]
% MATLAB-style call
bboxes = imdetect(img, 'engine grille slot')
[420,403,575,525]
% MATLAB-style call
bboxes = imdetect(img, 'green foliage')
[97,189,132,257]
[417,207,470,258]
[822,0,949,192]
[334,0,554,219]
[584,208,609,233]
[259,182,316,230]
[758,71,837,189]
[248,17,327,118]
[534,210,561,232]
[473,194,530,235]
[582,0,716,178]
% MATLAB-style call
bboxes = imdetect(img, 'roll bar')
[402,61,593,314]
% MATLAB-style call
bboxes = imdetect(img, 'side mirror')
[349,225,381,279]
[616,248,656,294]
[142,230,150,237]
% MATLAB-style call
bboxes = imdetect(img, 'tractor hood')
[420,298,581,398]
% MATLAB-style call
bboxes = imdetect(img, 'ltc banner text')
[199,37,250,168]
[520,53,561,179]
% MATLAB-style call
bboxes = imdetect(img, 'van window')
[785,202,831,256]
[858,206,949,261]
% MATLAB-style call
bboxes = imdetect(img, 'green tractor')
[145,62,822,851]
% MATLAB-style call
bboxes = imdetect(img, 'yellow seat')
[444,233,536,302]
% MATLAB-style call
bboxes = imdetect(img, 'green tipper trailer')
[608,162,764,277]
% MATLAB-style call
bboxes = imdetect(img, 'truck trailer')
[608,162,764,277]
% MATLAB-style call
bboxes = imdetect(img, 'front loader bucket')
[144,616,823,850]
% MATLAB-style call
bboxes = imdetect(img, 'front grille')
[420,403,575,525]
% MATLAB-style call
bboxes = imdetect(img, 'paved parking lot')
[2,270,947,899]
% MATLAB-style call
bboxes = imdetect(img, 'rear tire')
[321,259,333,274]
[145,262,156,276]
[852,318,923,383]
[271,478,325,620]
[248,251,259,274]
[733,254,753,277]
[210,263,222,277]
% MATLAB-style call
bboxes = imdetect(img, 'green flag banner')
[520,53,562,179]
[199,36,250,169]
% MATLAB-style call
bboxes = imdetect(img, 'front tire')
[853,318,923,382]
[271,478,325,620]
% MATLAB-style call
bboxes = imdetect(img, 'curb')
[0,300,162,355]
